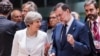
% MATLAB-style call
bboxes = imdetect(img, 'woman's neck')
[26,28,37,38]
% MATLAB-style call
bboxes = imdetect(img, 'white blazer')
[11,28,48,56]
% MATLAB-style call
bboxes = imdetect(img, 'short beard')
[86,14,97,21]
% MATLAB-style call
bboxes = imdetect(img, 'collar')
[0,15,7,19]
[96,16,100,23]
[91,16,100,24]
[67,15,74,26]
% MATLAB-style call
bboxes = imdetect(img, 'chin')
[36,28,39,30]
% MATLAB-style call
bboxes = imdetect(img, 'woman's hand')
[44,43,50,56]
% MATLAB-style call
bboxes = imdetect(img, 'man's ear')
[66,9,70,13]
[97,8,99,14]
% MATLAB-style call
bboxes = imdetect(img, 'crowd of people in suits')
[0,0,100,56]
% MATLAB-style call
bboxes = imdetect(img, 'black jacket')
[85,20,97,56]
[0,16,17,56]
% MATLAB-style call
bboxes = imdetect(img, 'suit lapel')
[62,20,77,49]
[68,19,76,35]
[21,28,29,54]
[55,23,63,49]
[55,23,63,42]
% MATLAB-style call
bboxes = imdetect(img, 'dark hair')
[53,2,64,11]
[53,2,71,12]
[61,4,71,12]
[84,0,98,9]
[0,1,13,15]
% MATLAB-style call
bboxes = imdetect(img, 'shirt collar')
[96,16,100,23]
[91,16,100,24]
[67,15,74,26]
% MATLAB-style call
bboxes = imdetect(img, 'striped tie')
[93,21,100,40]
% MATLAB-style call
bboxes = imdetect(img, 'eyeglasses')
[49,17,57,19]
[15,16,22,18]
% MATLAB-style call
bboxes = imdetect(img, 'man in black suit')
[0,1,17,56]
[84,0,100,56]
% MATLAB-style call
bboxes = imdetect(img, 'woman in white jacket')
[11,11,49,56]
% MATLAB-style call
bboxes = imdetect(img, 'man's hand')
[67,34,75,47]
[49,53,55,56]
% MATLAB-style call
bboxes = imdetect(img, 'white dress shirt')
[66,15,74,34]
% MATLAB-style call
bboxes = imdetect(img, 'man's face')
[11,10,22,23]
[22,5,30,19]
[49,13,59,27]
[84,4,99,20]
[55,7,70,23]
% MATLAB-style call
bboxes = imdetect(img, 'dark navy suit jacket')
[84,21,97,56]
[52,19,90,56]
[0,16,17,56]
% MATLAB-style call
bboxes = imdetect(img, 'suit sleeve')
[73,25,90,55]
[11,31,19,56]
[51,29,56,54]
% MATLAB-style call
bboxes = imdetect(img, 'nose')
[39,21,42,26]
[22,11,25,15]
[87,10,92,15]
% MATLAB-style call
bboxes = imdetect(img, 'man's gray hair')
[24,11,42,26]
[22,1,37,11]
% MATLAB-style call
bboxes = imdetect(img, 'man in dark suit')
[84,0,100,56]
[0,1,17,56]
[50,3,90,56]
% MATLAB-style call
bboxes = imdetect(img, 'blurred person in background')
[21,1,37,19]
[18,1,48,32]
[0,1,17,56]
[47,11,60,43]
[71,11,80,20]
[17,1,37,30]
[47,11,59,55]
[11,9,22,23]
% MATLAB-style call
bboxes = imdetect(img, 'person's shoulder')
[6,19,16,23]
[54,22,63,29]
[16,28,26,34]
[5,19,17,26]
[38,30,47,36]
[75,20,85,27]
[56,22,63,26]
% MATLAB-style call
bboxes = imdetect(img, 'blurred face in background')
[49,12,59,27]
[11,10,22,23]
[84,4,99,20]
[22,5,30,19]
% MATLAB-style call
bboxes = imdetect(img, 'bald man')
[11,9,22,23]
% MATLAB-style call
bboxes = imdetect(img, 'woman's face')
[29,19,41,31]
